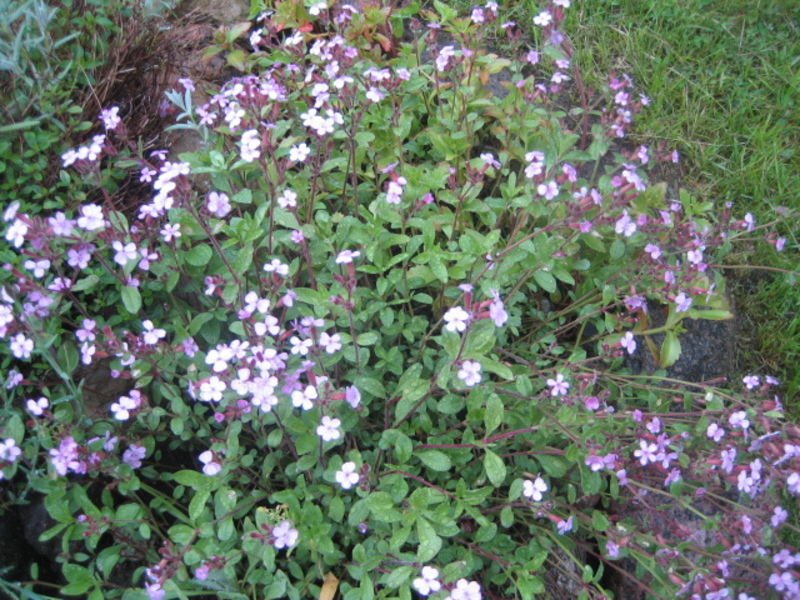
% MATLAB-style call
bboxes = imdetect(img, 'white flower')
[443,306,470,333]
[113,241,139,266]
[110,393,140,420]
[413,566,441,596]
[10,333,34,359]
[620,332,636,355]
[447,579,482,600]
[199,450,222,476]
[335,461,360,489]
[316,415,342,442]
[240,129,261,163]
[199,376,226,402]
[292,385,317,410]
[26,397,49,416]
[264,258,290,276]
[457,360,482,387]
[278,189,298,208]
[142,320,166,345]
[533,11,552,26]
[272,521,299,549]
[289,143,311,162]
[309,1,327,16]
[523,476,548,501]
[319,332,342,354]
[335,250,360,264]
[77,204,105,231]
[546,373,569,397]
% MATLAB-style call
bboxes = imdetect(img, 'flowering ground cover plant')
[0,1,798,599]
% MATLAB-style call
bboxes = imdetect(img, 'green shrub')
[0,2,796,600]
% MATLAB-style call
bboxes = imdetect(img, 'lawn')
[516,0,800,402]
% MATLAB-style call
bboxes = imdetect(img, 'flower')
[0,438,21,463]
[537,180,559,200]
[272,521,298,549]
[10,333,34,359]
[289,143,311,162]
[742,375,760,390]
[99,106,121,130]
[606,541,620,559]
[240,129,261,163]
[316,415,342,442]
[615,210,637,237]
[674,292,692,313]
[345,385,361,409]
[110,392,141,420]
[142,320,166,345]
[26,397,49,416]
[77,204,105,231]
[447,579,481,600]
[277,189,298,209]
[123,444,146,469]
[207,191,232,218]
[619,332,636,355]
[457,360,482,387]
[199,376,227,402]
[557,516,574,534]
[546,373,569,397]
[292,385,317,410]
[533,11,552,26]
[264,258,289,276]
[634,439,658,466]
[335,250,360,264]
[413,566,441,596]
[443,306,470,333]
[523,476,548,501]
[199,450,222,476]
[319,332,342,354]
[335,462,360,490]
[772,506,789,527]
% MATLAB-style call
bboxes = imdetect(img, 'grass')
[471,0,800,404]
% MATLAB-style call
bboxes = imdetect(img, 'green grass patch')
[518,0,800,402]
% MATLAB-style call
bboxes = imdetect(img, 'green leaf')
[62,564,94,596]
[186,243,213,266]
[484,449,506,486]
[591,510,609,532]
[609,238,626,261]
[384,566,415,589]
[416,450,452,472]
[189,489,210,522]
[356,331,380,346]
[232,188,252,204]
[533,270,557,293]
[416,517,442,562]
[500,505,514,528]
[464,319,496,357]
[120,286,141,314]
[173,469,217,492]
[537,455,568,478]
[660,331,682,368]
[484,394,503,435]
[70,274,99,292]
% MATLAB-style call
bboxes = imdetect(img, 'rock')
[626,299,738,385]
